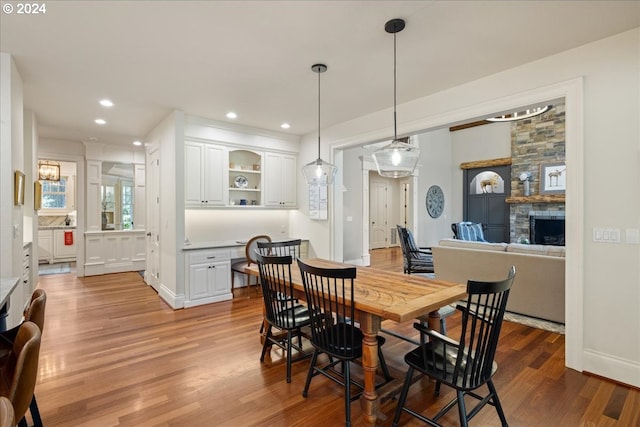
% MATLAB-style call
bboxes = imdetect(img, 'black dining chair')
[256,239,302,259]
[392,266,516,427]
[297,258,392,427]
[255,252,311,383]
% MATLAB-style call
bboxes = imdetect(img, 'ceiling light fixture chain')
[372,18,420,178]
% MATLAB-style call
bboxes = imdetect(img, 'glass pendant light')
[302,63,338,186]
[372,18,420,178]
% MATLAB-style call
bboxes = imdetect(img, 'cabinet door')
[189,263,213,300]
[264,152,297,207]
[203,144,226,206]
[38,231,53,262]
[53,229,76,259]
[185,142,204,206]
[210,261,230,296]
[280,154,297,207]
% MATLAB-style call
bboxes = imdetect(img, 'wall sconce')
[38,160,60,181]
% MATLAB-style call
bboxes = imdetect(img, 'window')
[121,182,133,229]
[41,178,68,209]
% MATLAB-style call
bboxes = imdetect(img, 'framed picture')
[34,181,42,210]
[14,170,25,206]
[540,162,566,194]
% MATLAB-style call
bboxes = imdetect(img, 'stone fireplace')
[508,103,566,243]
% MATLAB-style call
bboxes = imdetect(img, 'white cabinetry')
[264,152,297,207]
[84,230,146,276]
[185,141,228,207]
[185,248,232,307]
[53,229,76,260]
[38,230,53,263]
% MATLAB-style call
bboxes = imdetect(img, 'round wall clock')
[426,185,444,218]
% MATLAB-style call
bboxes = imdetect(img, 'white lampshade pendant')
[302,63,337,186]
[373,18,420,178]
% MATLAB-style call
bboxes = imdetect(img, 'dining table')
[245,258,467,426]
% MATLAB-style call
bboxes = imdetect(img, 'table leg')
[359,314,381,426]
[427,309,441,333]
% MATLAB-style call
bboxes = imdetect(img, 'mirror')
[101,162,134,230]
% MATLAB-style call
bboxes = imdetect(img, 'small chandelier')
[38,160,60,181]
[302,63,338,186]
[372,18,420,178]
[486,105,552,122]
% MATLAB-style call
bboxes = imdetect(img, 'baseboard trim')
[583,349,640,389]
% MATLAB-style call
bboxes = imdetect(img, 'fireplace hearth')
[529,213,565,246]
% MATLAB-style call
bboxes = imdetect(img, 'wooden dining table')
[245,258,467,426]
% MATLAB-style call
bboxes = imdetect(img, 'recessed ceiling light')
[94,118,106,125]
[280,123,291,129]
[99,99,114,107]
[226,112,237,119]
[133,140,142,146]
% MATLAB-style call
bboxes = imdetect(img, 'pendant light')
[302,63,338,186]
[38,160,60,181]
[372,18,420,178]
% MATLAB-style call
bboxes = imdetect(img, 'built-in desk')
[181,239,309,308]
[0,277,20,331]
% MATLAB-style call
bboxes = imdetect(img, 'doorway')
[369,173,402,249]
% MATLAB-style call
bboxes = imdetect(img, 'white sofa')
[432,239,565,324]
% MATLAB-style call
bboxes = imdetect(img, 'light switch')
[626,228,640,244]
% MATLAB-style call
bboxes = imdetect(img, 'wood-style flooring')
[29,247,639,426]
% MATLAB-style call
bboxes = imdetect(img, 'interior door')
[145,149,160,291]
[370,180,388,249]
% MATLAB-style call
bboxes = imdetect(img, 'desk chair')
[256,253,311,383]
[392,267,516,427]
[297,259,391,427]
[0,289,46,427]
[230,235,271,292]
[0,322,41,427]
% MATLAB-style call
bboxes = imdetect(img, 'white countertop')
[39,225,76,230]
[1,277,20,307]
[182,240,246,251]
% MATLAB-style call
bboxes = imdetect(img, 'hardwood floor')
[28,248,639,426]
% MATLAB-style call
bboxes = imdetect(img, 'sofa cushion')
[506,243,566,257]
[439,238,508,252]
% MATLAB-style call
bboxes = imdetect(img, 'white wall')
[145,111,184,308]
[293,28,640,387]
[414,128,455,248]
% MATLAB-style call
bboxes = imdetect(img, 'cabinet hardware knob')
[206,256,216,259]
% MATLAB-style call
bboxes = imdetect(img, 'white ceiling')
[1,1,638,146]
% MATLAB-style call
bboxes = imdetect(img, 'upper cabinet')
[263,152,296,207]
[185,141,227,207]
[184,141,296,209]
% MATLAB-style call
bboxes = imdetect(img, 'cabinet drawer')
[189,249,231,264]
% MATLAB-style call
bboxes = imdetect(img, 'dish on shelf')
[234,175,248,188]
